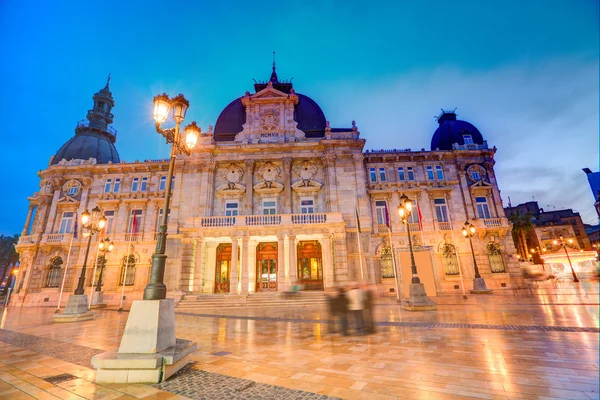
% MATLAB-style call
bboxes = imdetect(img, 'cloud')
[307,55,599,224]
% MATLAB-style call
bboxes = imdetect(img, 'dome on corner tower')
[51,77,121,165]
[430,110,484,151]
[213,64,326,142]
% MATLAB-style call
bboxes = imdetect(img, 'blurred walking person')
[347,283,365,335]
[360,281,375,334]
[325,287,338,333]
[333,287,349,336]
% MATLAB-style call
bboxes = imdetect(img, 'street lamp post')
[553,236,580,282]
[91,93,200,383]
[144,94,200,300]
[397,193,436,311]
[54,206,106,323]
[462,221,493,294]
[90,238,113,308]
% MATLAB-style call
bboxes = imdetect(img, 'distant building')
[13,69,523,308]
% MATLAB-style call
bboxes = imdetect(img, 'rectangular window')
[476,197,491,219]
[407,167,415,181]
[435,165,444,180]
[131,177,139,192]
[104,210,115,234]
[471,171,481,181]
[375,200,387,226]
[104,179,112,193]
[379,168,387,182]
[426,166,435,180]
[157,208,171,231]
[369,168,377,182]
[128,209,143,233]
[59,212,75,234]
[463,134,473,144]
[262,198,277,215]
[225,201,239,216]
[113,178,121,193]
[68,186,78,196]
[300,198,314,214]
[159,176,166,191]
[397,167,405,181]
[171,176,175,190]
[434,198,448,222]
[140,177,148,191]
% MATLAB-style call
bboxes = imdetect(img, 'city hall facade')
[13,69,522,307]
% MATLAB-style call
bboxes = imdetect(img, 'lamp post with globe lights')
[91,93,199,383]
[397,193,436,311]
[462,221,493,294]
[553,236,580,283]
[90,238,114,308]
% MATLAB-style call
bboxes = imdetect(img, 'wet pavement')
[0,281,598,399]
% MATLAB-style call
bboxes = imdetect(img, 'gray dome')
[52,132,120,165]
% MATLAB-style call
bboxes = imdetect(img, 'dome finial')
[105,73,111,88]
[270,51,279,83]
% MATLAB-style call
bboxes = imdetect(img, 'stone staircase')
[176,291,328,309]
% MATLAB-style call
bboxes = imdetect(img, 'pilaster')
[282,157,292,213]
[240,236,249,294]
[230,236,239,294]
[244,160,254,215]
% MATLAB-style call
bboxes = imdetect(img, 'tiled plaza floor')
[0,282,598,399]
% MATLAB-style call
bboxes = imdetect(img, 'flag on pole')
[132,211,138,233]
[417,204,423,231]
[384,202,390,228]
[354,203,362,232]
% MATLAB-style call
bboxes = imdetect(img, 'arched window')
[380,246,394,278]
[46,257,63,288]
[487,242,505,273]
[88,256,106,287]
[441,243,459,275]
[119,255,136,286]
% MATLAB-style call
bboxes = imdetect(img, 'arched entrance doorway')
[256,242,278,291]
[215,243,231,293]
[297,241,323,290]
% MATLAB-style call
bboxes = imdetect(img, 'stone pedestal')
[53,294,95,323]
[92,299,197,384]
[469,277,493,294]
[403,283,437,311]
[90,291,107,309]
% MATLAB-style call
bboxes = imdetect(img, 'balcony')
[437,221,452,231]
[194,213,342,229]
[482,218,505,228]
[39,233,73,244]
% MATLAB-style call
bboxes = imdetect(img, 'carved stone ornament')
[221,164,244,186]
[294,161,318,182]
[258,162,281,183]
[466,164,487,182]
[260,108,280,131]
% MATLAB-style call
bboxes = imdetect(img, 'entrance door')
[256,242,278,291]
[297,241,323,290]
[214,243,231,293]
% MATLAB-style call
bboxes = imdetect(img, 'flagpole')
[416,198,425,247]
[446,194,467,299]
[90,240,101,294]
[354,198,365,280]
[56,228,76,313]
[119,235,133,312]
[387,226,401,302]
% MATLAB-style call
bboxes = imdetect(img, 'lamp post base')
[90,291,107,309]
[92,299,197,384]
[469,277,493,294]
[403,283,437,311]
[53,294,95,323]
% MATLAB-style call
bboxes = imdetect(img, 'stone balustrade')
[196,212,341,228]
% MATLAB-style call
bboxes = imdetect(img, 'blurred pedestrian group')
[326,282,375,336]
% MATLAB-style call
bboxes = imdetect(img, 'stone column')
[333,232,349,282]
[45,190,62,233]
[320,235,334,288]
[323,154,338,212]
[229,236,239,294]
[207,158,216,216]
[244,160,254,215]
[248,240,257,293]
[180,239,195,292]
[282,157,292,214]
[277,234,286,291]
[194,239,205,292]
[288,234,297,282]
[22,206,33,236]
[204,242,217,293]
[240,236,249,294]
[33,202,49,235]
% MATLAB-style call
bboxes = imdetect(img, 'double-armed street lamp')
[462,220,492,293]
[94,238,114,293]
[553,236,579,282]
[144,94,200,300]
[74,206,106,295]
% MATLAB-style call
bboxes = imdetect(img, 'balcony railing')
[196,212,340,228]
[409,222,421,232]
[482,218,504,228]
[437,221,452,231]
[124,233,141,242]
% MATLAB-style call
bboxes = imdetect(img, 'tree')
[0,234,20,295]
[509,211,534,260]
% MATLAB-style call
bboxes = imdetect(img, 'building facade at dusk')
[13,70,523,307]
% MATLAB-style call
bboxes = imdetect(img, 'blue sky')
[0,0,598,234]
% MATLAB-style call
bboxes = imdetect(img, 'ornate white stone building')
[13,69,522,307]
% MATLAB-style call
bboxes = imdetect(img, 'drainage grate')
[43,373,77,385]
[211,351,232,357]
